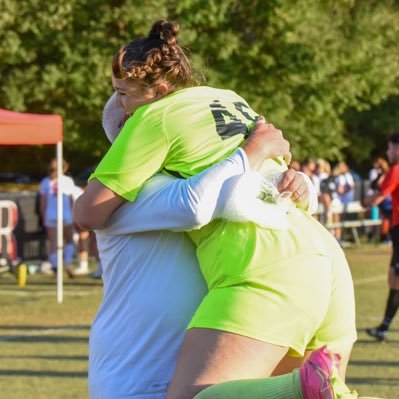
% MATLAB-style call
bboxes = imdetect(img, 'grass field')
[1,245,398,398]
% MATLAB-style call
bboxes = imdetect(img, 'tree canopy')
[1,0,398,175]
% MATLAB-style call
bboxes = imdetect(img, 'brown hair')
[316,158,331,174]
[373,157,389,173]
[48,158,69,177]
[389,132,399,145]
[112,19,194,92]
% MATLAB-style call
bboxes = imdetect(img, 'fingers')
[283,151,292,166]
[243,118,291,170]
[264,125,291,163]
[266,124,291,164]
[278,168,296,192]
[256,115,266,125]
[264,123,291,164]
[278,169,308,203]
[291,186,308,203]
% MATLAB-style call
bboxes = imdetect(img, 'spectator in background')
[335,161,357,246]
[315,158,330,183]
[39,158,75,278]
[72,183,102,277]
[364,133,399,341]
[336,161,355,210]
[310,159,322,198]
[289,160,301,171]
[301,158,318,191]
[369,157,385,183]
[89,232,102,279]
[329,164,347,243]
[71,184,90,275]
[301,159,322,222]
[369,157,392,243]
[317,159,337,224]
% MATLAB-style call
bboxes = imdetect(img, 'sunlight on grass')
[0,246,398,398]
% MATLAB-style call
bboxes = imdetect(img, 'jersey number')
[209,100,257,140]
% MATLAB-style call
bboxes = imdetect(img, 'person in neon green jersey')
[74,19,366,399]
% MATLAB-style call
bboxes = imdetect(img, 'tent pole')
[56,141,64,304]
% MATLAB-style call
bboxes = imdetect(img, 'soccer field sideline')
[0,268,394,342]
[0,270,388,294]
[0,271,390,342]
[354,274,387,286]
[1,246,398,398]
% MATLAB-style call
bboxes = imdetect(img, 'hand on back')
[242,116,291,170]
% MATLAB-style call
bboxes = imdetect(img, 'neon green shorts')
[188,209,357,356]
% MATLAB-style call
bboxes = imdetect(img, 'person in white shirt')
[39,158,75,277]
[87,98,317,399]
[336,161,355,209]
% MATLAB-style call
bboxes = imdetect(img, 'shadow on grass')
[357,327,399,332]
[0,369,87,378]
[356,338,399,344]
[347,376,399,386]
[349,359,399,367]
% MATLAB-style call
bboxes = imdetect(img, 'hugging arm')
[101,149,250,235]
[102,158,318,236]
[75,96,316,234]
[74,93,168,231]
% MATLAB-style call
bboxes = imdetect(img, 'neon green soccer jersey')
[91,86,258,201]
[91,85,357,357]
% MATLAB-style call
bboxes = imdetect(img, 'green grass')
[1,246,398,398]
[0,269,103,399]
[345,245,399,398]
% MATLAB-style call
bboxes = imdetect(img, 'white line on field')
[0,289,93,296]
[0,326,88,342]
[1,274,386,297]
[353,274,386,286]
[0,276,390,343]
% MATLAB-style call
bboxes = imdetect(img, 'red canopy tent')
[0,108,65,303]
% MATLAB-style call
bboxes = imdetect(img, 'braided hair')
[112,19,194,92]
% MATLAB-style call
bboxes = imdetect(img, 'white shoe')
[40,261,54,275]
[73,266,89,275]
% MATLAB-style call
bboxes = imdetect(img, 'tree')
[1,0,398,175]
[345,95,399,173]
[0,0,168,172]
[171,0,399,162]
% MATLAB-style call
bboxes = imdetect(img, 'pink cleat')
[299,346,357,399]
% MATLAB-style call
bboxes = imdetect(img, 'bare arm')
[73,179,125,230]
[101,149,250,235]
[74,101,309,231]
[102,119,316,237]
[363,191,386,207]
[73,93,128,230]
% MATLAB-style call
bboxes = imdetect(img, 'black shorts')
[389,225,399,275]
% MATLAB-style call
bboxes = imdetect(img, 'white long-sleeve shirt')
[89,149,317,399]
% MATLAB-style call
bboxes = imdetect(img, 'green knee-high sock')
[193,369,303,399]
